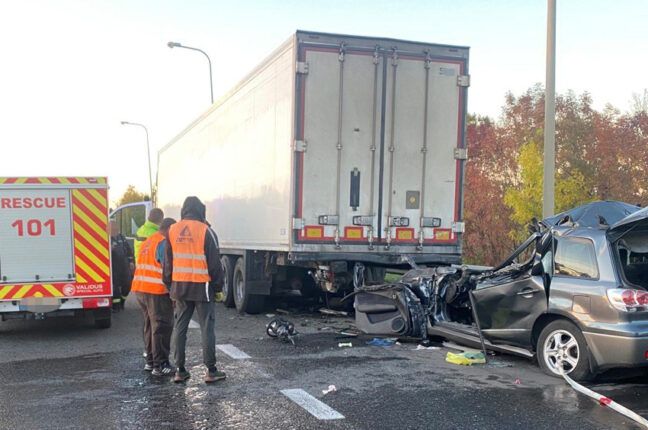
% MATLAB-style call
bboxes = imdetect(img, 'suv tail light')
[607,288,648,312]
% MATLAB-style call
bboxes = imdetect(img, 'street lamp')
[543,0,557,218]
[167,41,214,104]
[120,121,153,201]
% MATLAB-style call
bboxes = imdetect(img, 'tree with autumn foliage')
[463,85,648,266]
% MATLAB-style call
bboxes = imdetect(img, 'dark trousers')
[173,300,216,369]
[136,292,173,367]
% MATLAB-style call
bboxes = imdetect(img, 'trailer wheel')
[94,309,112,329]
[220,255,235,308]
[233,257,265,315]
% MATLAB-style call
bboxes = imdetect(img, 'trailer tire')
[233,257,265,315]
[220,255,235,308]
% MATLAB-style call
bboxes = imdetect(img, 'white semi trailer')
[115,31,470,314]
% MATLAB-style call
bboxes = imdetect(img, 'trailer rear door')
[294,36,467,251]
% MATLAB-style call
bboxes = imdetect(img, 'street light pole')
[543,0,557,218]
[167,41,214,104]
[120,121,153,201]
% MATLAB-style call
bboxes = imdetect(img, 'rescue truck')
[0,177,113,328]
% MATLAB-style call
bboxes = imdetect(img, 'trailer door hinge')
[454,148,468,160]
[292,218,305,230]
[457,74,471,87]
[296,62,309,74]
[452,222,465,233]
[293,140,307,152]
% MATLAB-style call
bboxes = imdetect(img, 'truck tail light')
[83,298,111,309]
[607,288,648,312]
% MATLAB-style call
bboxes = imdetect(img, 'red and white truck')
[0,177,113,328]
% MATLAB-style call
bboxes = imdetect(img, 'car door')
[472,234,548,348]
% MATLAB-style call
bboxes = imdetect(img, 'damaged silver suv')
[355,201,648,381]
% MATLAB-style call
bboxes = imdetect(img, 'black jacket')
[163,197,224,302]
[111,233,134,296]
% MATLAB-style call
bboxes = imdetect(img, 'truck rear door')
[294,35,468,253]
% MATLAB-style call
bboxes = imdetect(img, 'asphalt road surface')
[1,300,647,430]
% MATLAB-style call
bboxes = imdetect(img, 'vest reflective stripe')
[173,267,209,275]
[133,275,165,285]
[173,253,207,261]
[131,232,168,295]
[168,220,211,283]
[137,264,163,273]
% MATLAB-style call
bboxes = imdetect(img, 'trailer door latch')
[457,75,470,87]
[292,218,305,230]
[296,62,309,74]
[293,140,307,152]
[454,148,468,160]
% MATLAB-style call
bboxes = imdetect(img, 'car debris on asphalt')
[266,318,298,345]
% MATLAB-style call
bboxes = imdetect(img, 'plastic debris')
[265,314,276,318]
[339,331,359,337]
[514,378,521,385]
[322,385,337,395]
[445,351,486,366]
[276,308,291,315]
[319,308,348,317]
[414,344,440,351]
[443,341,482,354]
[366,338,397,347]
[338,342,353,348]
[266,318,298,345]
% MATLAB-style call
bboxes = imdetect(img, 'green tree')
[115,185,149,206]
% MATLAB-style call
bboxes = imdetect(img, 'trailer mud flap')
[354,286,426,338]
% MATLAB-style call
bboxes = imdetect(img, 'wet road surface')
[0,301,647,429]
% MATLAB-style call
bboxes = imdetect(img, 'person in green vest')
[135,208,164,263]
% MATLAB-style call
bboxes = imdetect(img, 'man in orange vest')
[163,196,225,384]
[132,217,177,376]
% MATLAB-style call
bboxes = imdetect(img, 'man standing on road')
[132,217,177,376]
[110,220,134,311]
[135,208,164,262]
[164,196,225,384]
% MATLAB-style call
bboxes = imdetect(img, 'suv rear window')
[554,237,599,279]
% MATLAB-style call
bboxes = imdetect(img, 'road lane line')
[280,389,345,420]
[216,344,251,360]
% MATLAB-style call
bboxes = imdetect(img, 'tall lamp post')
[543,0,557,218]
[167,41,214,104]
[120,121,153,201]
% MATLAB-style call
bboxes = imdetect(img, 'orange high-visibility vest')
[131,232,167,295]
[168,220,211,283]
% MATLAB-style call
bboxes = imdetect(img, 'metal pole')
[168,42,214,104]
[543,0,557,219]
[121,121,153,200]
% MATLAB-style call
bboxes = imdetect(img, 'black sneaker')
[152,362,176,377]
[204,367,226,384]
[173,368,191,383]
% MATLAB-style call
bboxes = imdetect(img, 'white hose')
[560,368,648,428]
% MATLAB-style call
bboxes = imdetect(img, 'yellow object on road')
[445,351,486,366]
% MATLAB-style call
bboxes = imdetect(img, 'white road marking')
[281,389,345,420]
[216,344,251,360]
[188,319,200,329]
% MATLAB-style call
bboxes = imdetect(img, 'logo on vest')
[177,225,193,243]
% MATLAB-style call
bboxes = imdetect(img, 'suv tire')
[537,320,592,381]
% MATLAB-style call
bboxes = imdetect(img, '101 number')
[11,219,56,236]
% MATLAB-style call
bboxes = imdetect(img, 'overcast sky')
[1,0,646,203]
